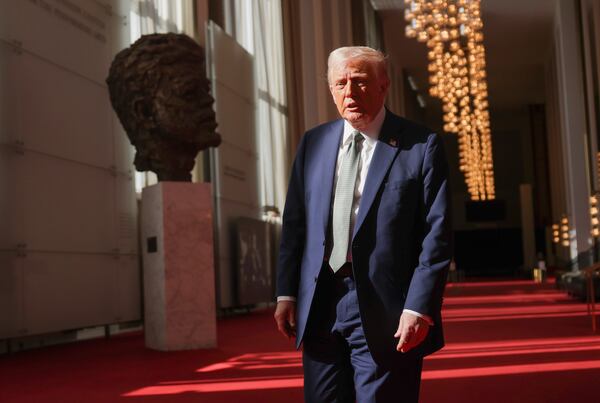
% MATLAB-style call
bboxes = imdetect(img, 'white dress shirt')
[277,107,432,326]
[333,106,384,258]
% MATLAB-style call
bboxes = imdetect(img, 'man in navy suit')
[274,46,452,402]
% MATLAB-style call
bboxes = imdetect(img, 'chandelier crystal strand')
[404,0,495,201]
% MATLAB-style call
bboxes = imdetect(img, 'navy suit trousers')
[302,264,423,403]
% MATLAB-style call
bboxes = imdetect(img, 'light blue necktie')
[329,130,363,272]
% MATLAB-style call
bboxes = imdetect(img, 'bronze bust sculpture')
[107,33,220,181]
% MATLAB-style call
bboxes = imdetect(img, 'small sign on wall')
[147,236,157,253]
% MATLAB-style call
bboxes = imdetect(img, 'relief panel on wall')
[13,151,116,254]
[115,255,141,323]
[207,21,260,308]
[0,0,140,338]
[21,253,119,335]
[0,42,19,145]
[214,142,260,207]
[0,0,122,85]
[0,146,19,251]
[0,253,24,338]
[12,50,114,168]
[212,83,255,152]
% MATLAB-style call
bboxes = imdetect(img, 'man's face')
[329,58,389,129]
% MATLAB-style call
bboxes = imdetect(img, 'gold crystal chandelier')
[404,0,495,200]
[591,194,600,238]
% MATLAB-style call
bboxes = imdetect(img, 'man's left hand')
[394,312,429,353]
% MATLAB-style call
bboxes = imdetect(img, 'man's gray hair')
[327,46,388,83]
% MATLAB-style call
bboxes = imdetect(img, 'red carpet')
[1,279,599,402]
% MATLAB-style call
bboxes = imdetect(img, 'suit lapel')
[352,111,404,240]
[317,120,343,237]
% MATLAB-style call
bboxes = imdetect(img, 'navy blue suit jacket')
[276,110,452,367]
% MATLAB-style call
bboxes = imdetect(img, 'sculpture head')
[107,33,220,181]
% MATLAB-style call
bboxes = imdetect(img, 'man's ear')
[380,77,391,94]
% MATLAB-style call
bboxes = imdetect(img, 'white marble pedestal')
[141,182,217,350]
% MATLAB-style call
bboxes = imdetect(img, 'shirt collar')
[342,106,386,149]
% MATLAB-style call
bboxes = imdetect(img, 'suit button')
[353,244,359,249]
[314,276,318,283]
[322,240,326,246]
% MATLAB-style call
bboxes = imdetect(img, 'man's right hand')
[274,301,297,339]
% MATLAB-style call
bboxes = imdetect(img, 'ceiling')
[375,0,557,113]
